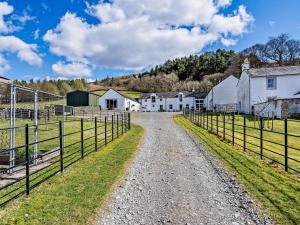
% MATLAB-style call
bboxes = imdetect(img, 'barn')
[67,90,101,107]
[99,89,140,111]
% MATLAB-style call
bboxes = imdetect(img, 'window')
[179,104,183,111]
[179,93,183,102]
[151,96,156,103]
[159,105,163,111]
[186,104,189,109]
[169,104,173,110]
[160,98,163,101]
[266,77,277,90]
[106,99,117,110]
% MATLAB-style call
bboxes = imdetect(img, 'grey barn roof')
[140,92,207,99]
[248,65,300,77]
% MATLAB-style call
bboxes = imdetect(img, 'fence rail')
[183,109,300,174]
[0,112,131,207]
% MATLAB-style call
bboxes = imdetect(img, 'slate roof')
[101,89,140,104]
[140,92,207,99]
[248,65,300,77]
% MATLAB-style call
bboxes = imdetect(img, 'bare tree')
[241,33,300,66]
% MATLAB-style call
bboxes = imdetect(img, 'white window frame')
[266,77,277,90]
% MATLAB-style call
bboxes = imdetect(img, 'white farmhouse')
[140,92,206,112]
[99,89,140,111]
[237,59,300,114]
[204,75,239,112]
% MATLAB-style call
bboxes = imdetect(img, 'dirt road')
[95,113,269,225]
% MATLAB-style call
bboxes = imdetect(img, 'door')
[179,104,183,111]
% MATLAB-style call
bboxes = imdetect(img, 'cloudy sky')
[1,0,300,81]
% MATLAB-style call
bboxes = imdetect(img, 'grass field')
[174,115,300,225]
[0,117,101,155]
[0,124,143,224]
[92,90,142,99]
[192,113,300,173]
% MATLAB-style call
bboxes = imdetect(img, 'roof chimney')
[242,58,250,71]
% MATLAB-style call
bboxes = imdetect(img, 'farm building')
[99,89,140,111]
[67,90,101,107]
[204,75,238,112]
[140,91,206,112]
[237,59,300,114]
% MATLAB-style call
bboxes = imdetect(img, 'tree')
[242,33,300,66]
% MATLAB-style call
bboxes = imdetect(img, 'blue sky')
[1,0,300,81]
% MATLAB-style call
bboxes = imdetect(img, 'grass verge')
[0,124,144,225]
[174,115,300,225]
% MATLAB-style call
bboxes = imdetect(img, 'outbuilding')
[67,90,101,107]
[204,75,239,112]
[99,89,140,111]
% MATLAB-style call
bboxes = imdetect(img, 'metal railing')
[183,109,300,174]
[0,112,131,207]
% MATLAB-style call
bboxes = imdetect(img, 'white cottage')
[237,59,300,114]
[140,92,206,112]
[99,89,140,111]
[204,75,238,112]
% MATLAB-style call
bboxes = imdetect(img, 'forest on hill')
[16,33,300,95]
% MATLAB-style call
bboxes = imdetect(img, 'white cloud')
[0,54,10,74]
[220,38,237,46]
[52,61,92,77]
[44,0,254,70]
[216,0,232,8]
[0,2,15,33]
[34,29,40,39]
[0,2,42,71]
[269,21,276,27]
[0,36,42,66]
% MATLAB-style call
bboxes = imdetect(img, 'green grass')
[92,90,142,99]
[174,115,300,225]
[0,124,144,225]
[195,113,300,173]
[0,117,98,155]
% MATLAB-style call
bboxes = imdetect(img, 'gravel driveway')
[95,113,269,225]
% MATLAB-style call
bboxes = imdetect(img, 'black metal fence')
[0,112,131,207]
[183,109,300,174]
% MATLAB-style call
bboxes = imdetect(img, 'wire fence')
[0,112,131,207]
[183,109,300,174]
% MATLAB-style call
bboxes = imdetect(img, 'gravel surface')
[95,113,270,225]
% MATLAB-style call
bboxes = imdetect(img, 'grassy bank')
[0,124,144,225]
[174,115,300,225]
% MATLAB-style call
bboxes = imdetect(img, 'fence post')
[117,114,119,137]
[59,121,64,172]
[260,117,263,160]
[243,115,246,152]
[105,116,107,145]
[223,113,225,140]
[128,113,131,130]
[81,118,84,159]
[206,111,208,130]
[232,112,235,145]
[95,117,98,151]
[284,118,288,171]
[25,124,30,195]
[122,113,124,135]
[210,112,213,132]
[112,115,114,141]
[216,113,219,136]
